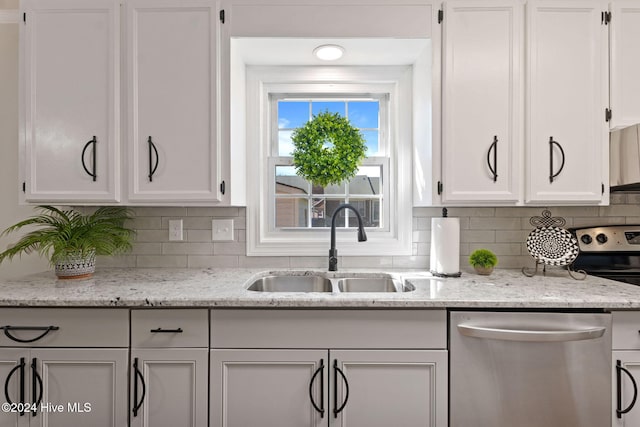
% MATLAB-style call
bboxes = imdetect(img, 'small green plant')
[291,111,367,187]
[0,206,135,266]
[469,249,498,268]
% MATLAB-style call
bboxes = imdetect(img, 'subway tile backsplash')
[96,194,640,270]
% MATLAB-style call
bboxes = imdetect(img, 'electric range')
[571,225,640,285]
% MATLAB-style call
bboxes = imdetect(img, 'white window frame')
[269,93,389,232]
[246,66,413,256]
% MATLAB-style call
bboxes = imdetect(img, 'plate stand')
[522,261,587,280]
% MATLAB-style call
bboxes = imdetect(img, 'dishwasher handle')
[457,324,606,342]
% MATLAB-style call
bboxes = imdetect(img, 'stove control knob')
[596,233,608,244]
[580,234,593,245]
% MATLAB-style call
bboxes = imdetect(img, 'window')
[272,96,387,231]
[244,66,413,257]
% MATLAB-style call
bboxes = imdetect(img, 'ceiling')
[231,38,430,66]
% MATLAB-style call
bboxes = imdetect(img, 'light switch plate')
[212,219,234,241]
[168,219,183,241]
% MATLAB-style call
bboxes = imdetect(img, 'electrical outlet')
[212,219,234,241]
[169,219,183,241]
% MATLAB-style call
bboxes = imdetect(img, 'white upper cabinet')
[441,0,523,203]
[22,0,120,203]
[525,0,608,203]
[609,0,640,130]
[126,0,222,203]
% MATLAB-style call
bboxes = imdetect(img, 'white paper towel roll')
[430,217,460,276]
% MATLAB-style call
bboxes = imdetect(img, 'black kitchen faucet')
[329,204,367,271]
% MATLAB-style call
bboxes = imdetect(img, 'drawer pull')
[1,326,60,343]
[149,328,183,334]
[4,357,25,416]
[31,358,43,415]
[309,359,325,418]
[132,358,146,417]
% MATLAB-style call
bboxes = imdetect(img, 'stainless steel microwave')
[610,124,640,191]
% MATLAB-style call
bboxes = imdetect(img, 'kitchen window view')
[271,96,387,230]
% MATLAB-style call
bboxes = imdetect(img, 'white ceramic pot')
[54,251,96,279]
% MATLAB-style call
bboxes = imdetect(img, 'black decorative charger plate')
[526,226,579,266]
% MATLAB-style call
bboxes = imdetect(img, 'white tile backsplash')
[98,199,640,270]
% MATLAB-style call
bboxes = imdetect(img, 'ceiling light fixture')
[313,44,344,61]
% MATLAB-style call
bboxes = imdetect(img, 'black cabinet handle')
[149,328,183,333]
[132,357,146,417]
[487,135,498,182]
[309,359,324,418]
[549,136,566,183]
[147,136,159,182]
[1,326,59,343]
[617,359,638,418]
[81,136,97,182]
[333,359,349,418]
[31,358,43,415]
[4,357,25,416]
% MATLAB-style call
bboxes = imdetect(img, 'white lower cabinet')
[613,311,640,426]
[129,309,209,427]
[210,349,446,427]
[613,353,640,426]
[130,349,208,427]
[0,348,128,427]
[209,309,448,427]
[0,309,129,427]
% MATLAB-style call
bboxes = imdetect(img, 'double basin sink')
[247,272,414,293]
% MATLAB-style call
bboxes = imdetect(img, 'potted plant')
[0,206,135,279]
[469,249,498,275]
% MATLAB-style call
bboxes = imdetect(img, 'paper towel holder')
[430,208,462,278]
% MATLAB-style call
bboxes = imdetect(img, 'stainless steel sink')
[247,275,333,292]
[246,273,414,293]
[337,277,414,293]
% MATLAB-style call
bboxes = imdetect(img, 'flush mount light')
[313,44,344,61]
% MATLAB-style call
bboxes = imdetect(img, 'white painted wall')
[0,14,48,279]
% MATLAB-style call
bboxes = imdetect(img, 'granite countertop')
[1,267,640,309]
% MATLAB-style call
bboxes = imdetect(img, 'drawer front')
[211,309,447,349]
[613,311,640,350]
[0,308,128,347]
[131,309,208,348]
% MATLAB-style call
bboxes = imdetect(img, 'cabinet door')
[610,0,640,130]
[330,350,448,427]
[441,0,523,203]
[613,351,640,426]
[31,348,128,427]
[126,0,221,202]
[210,349,327,427]
[130,348,208,427]
[22,0,119,203]
[526,0,608,203]
[0,350,29,427]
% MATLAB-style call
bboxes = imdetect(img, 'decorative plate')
[526,226,579,266]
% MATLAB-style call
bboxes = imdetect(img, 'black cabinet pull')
[149,328,183,333]
[1,326,59,343]
[4,357,25,416]
[31,358,43,415]
[81,136,97,182]
[147,136,159,182]
[617,359,638,418]
[333,359,349,418]
[549,136,566,183]
[309,359,324,418]
[132,357,146,417]
[487,135,498,182]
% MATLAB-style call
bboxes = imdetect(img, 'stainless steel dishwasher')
[450,311,611,427]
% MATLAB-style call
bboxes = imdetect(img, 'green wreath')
[291,111,367,187]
